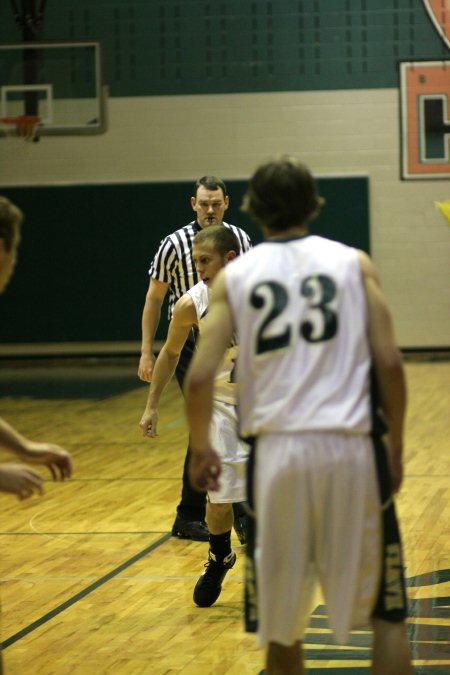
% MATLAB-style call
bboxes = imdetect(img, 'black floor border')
[1,531,172,650]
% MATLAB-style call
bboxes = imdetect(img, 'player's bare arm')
[0,463,44,499]
[358,250,407,491]
[184,271,234,490]
[138,278,169,383]
[18,442,73,480]
[0,417,72,480]
[140,293,198,438]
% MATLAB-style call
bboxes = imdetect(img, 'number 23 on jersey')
[250,274,338,355]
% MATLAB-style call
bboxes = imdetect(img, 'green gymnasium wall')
[0,176,368,344]
[0,1,445,96]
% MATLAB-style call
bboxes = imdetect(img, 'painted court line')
[0,532,172,650]
[0,530,172,536]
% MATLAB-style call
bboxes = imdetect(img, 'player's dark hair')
[0,196,23,251]
[195,176,228,199]
[242,156,324,232]
[193,225,240,257]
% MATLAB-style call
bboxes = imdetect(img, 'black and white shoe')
[193,550,237,607]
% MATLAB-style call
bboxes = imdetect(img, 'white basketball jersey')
[187,281,237,405]
[224,235,372,437]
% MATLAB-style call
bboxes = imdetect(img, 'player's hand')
[0,463,44,499]
[188,447,221,493]
[139,409,158,438]
[138,354,156,383]
[21,443,73,481]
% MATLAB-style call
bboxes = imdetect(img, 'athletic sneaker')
[193,550,237,607]
[171,514,209,542]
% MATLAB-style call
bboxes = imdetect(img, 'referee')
[138,176,251,542]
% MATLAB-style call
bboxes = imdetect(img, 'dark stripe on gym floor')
[1,532,172,649]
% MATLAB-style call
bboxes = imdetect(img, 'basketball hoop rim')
[0,115,42,140]
[0,115,41,125]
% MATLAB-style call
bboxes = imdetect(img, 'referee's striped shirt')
[149,220,252,319]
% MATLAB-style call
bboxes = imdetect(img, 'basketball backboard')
[0,41,107,137]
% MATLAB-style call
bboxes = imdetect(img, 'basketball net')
[1,115,41,141]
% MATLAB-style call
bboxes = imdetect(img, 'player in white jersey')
[184,157,412,674]
[231,234,371,437]
[139,225,249,607]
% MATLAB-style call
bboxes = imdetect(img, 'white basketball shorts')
[254,431,381,646]
[208,400,249,504]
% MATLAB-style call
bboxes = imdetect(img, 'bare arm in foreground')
[0,417,72,481]
[183,270,233,491]
[358,250,407,491]
[139,293,197,438]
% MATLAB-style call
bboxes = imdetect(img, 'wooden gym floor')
[0,357,449,674]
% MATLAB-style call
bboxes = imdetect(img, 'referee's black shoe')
[193,550,236,607]
[171,514,209,541]
[233,514,247,545]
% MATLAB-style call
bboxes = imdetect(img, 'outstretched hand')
[22,442,73,481]
[188,447,222,493]
[0,463,44,499]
